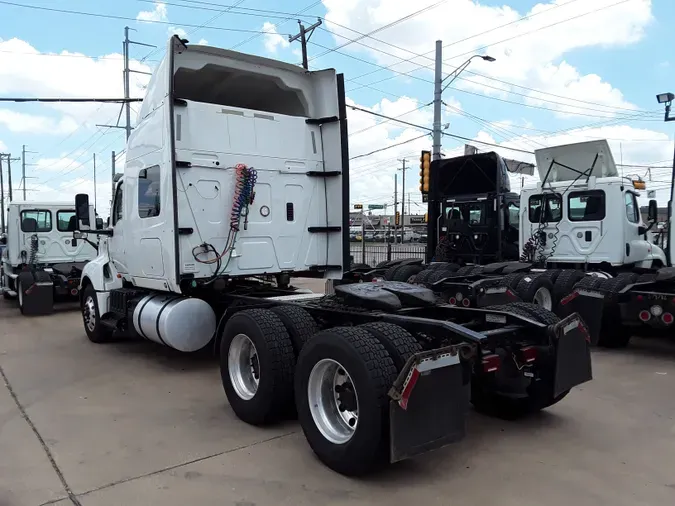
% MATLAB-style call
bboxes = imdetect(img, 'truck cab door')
[108,182,128,274]
[623,191,656,265]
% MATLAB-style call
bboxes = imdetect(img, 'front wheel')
[82,285,111,343]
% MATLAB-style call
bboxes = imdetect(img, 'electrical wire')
[0,0,284,35]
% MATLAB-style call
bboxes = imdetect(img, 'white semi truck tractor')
[1,201,97,315]
[72,36,593,476]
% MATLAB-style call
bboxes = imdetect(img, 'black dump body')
[426,152,519,265]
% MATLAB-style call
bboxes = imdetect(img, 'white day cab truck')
[0,201,97,315]
[397,139,675,349]
[72,36,593,476]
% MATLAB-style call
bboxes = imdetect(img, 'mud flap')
[557,289,604,345]
[476,285,522,307]
[387,347,470,463]
[552,314,593,398]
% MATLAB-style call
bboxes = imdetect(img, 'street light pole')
[431,44,495,162]
[656,92,675,264]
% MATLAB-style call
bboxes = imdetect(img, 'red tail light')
[462,298,470,307]
[663,313,673,325]
[639,310,651,322]
[70,288,78,296]
[448,297,457,306]
[482,354,500,373]
[636,294,644,302]
[519,346,537,364]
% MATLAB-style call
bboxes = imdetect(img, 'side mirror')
[95,217,103,230]
[75,194,91,228]
[648,199,658,222]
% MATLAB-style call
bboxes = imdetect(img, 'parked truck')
[394,139,675,348]
[71,36,593,476]
[0,201,97,315]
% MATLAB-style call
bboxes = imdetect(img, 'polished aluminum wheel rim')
[83,296,97,332]
[307,359,359,445]
[533,287,553,310]
[18,280,23,307]
[228,333,260,400]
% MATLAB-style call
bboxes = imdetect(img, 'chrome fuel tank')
[132,293,216,352]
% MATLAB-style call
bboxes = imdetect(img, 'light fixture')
[481,55,496,62]
[656,92,674,104]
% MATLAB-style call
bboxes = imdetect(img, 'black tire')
[391,264,423,282]
[574,276,604,291]
[501,272,526,290]
[414,268,434,284]
[553,270,586,304]
[426,268,455,284]
[295,326,397,476]
[359,322,422,371]
[220,309,295,425]
[270,305,319,356]
[595,275,635,349]
[427,262,460,272]
[514,274,555,310]
[383,264,402,281]
[456,265,476,276]
[17,271,34,315]
[537,269,563,284]
[81,284,112,343]
[502,302,560,326]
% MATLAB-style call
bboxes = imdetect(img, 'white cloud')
[197,38,209,45]
[137,1,167,22]
[262,22,290,54]
[168,26,188,39]
[0,38,152,129]
[0,110,79,135]
[324,0,653,117]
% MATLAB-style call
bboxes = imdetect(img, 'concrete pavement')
[1,283,675,505]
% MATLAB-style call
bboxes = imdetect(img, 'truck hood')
[534,139,618,184]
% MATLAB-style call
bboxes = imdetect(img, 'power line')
[350,134,428,161]
[0,0,284,35]
[0,97,142,103]
[347,104,535,154]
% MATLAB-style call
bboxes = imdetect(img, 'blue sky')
[0,0,673,215]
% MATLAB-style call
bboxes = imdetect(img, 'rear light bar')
[482,353,500,373]
[519,345,537,364]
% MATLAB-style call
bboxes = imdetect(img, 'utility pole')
[288,19,322,70]
[398,158,407,243]
[123,27,131,140]
[21,145,26,200]
[7,154,14,202]
[0,155,4,233]
[21,145,37,200]
[111,151,116,196]
[93,154,97,211]
[99,28,155,137]
[432,40,443,162]
[394,173,398,241]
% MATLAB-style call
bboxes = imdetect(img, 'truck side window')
[568,190,605,221]
[507,202,520,230]
[112,185,124,226]
[528,194,561,223]
[21,210,52,232]
[625,192,639,223]
[57,211,78,232]
[138,166,161,218]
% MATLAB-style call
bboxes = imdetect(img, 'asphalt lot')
[2,279,675,505]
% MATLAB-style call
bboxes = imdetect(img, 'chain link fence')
[350,243,427,267]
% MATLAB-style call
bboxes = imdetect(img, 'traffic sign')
[368,204,384,210]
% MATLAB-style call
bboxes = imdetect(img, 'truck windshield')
[444,201,485,225]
